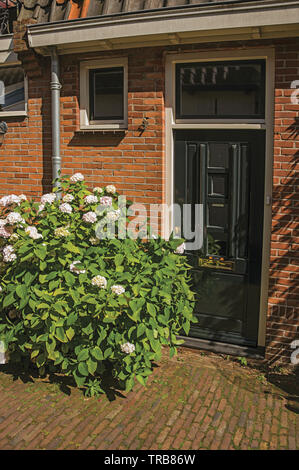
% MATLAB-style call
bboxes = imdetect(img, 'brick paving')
[0,348,298,450]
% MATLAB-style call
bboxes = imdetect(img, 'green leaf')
[40,261,47,271]
[77,349,89,362]
[87,358,97,375]
[78,361,89,377]
[114,254,124,267]
[146,303,157,317]
[103,347,113,359]
[90,347,103,361]
[125,377,135,392]
[136,375,147,387]
[16,284,27,299]
[137,323,146,338]
[66,327,75,341]
[3,292,15,308]
[63,272,76,287]
[73,371,87,388]
[55,327,68,343]
[65,241,81,254]
[34,245,47,261]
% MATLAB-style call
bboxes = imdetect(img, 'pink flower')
[0,227,11,239]
[41,193,56,205]
[6,212,25,225]
[84,195,98,205]
[105,185,116,194]
[70,261,86,274]
[3,245,17,263]
[59,203,73,214]
[70,173,84,183]
[100,196,113,207]
[175,243,185,254]
[82,212,97,224]
[25,226,43,240]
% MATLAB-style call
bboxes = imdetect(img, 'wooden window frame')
[80,57,128,130]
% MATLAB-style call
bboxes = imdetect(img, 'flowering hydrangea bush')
[0,174,196,396]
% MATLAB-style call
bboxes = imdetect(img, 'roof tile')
[15,0,264,25]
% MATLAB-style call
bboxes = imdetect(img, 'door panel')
[174,130,265,347]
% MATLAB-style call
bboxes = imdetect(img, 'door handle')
[198,256,235,271]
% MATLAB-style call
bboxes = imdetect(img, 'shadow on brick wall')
[266,116,299,365]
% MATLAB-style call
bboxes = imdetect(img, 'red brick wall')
[0,36,298,363]
[266,41,299,364]
[59,49,165,213]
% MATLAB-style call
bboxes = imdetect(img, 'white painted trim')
[0,110,27,118]
[27,1,299,53]
[164,47,275,348]
[79,57,128,130]
[173,124,266,130]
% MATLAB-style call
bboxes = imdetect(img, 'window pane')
[176,60,265,119]
[207,233,228,257]
[90,67,124,121]
[0,65,25,112]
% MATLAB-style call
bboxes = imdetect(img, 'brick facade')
[0,32,298,363]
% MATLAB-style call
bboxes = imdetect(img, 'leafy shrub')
[0,174,196,396]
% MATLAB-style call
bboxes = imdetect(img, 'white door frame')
[164,47,275,348]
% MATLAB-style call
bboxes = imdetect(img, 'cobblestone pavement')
[0,348,298,450]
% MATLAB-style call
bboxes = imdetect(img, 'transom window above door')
[175,60,266,120]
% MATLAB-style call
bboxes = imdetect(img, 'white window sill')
[0,111,27,118]
[78,125,127,133]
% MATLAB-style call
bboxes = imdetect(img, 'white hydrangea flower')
[59,203,73,214]
[0,194,22,207]
[19,194,27,202]
[91,275,107,289]
[63,194,75,203]
[70,261,86,274]
[70,173,84,183]
[0,219,7,227]
[3,245,17,263]
[121,343,135,355]
[105,185,116,195]
[84,195,98,205]
[93,187,102,194]
[100,196,113,207]
[82,212,97,224]
[25,226,43,240]
[111,285,125,296]
[41,193,56,205]
[0,227,11,239]
[6,212,25,226]
[55,227,71,238]
[89,237,100,246]
[107,209,121,222]
[0,196,10,207]
[175,243,186,254]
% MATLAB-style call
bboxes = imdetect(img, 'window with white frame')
[0,62,27,116]
[80,58,128,130]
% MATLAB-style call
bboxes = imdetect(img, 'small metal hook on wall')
[138,117,149,134]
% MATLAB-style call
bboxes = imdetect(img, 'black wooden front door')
[174,130,266,347]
